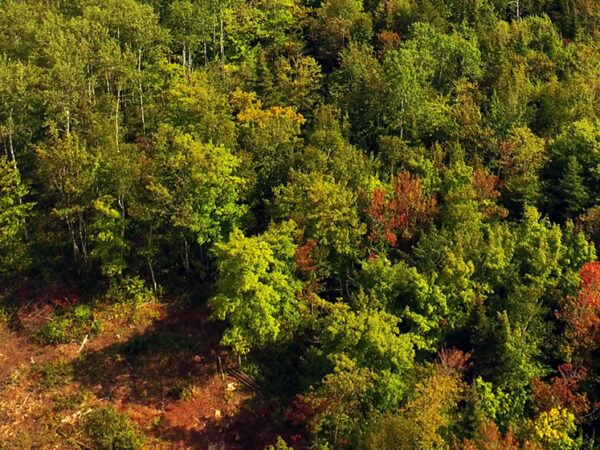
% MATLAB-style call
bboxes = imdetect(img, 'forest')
[2,0,600,448]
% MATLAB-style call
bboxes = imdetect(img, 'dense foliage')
[3,0,600,447]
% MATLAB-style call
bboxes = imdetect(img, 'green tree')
[500,127,547,210]
[89,195,128,279]
[363,354,467,449]
[309,0,373,64]
[271,170,366,280]
[300,105,375,191]
[147,125,245,247]
[0,58,40,170]
[164,0,209,69]
[359,256,448,350]
[165,68,236,147]
[210,221,303,354]
[36,131,99,266]
[0,156,32,284]
[383,42,454,143]
[296,355,376,447]
[547,119,600,219]
[330,43,389,149]
[230,90,305,205]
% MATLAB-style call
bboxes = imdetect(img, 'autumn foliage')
[377,31,401,57]
[460,421,522,450]
[559,261,600,360]
[531,363,590,421]
[295,237,318,274]
[472,169,508,220]
[6,0,600,447]
[363,171,436,250]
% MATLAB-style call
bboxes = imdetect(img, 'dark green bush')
[84,405,145,450]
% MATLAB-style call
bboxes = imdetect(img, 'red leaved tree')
[558,261,600,361]
[531,363,590,422]
[460,421,522,450]
[294,234,324,308]
[472,169,508,220]
[363,171,436,253]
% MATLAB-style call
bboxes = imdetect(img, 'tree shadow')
[159,397,281,449]
[71,305,224,406]
[69,304,284,448]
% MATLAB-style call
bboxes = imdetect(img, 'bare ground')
[0,300,280,449]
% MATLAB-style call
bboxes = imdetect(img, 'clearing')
[0,297,281,449]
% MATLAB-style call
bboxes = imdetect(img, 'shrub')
[108,276,154,308]
[34,303,100,344]
[36,317,70,344]
[84,405,145,450]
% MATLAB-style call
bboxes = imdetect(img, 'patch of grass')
[180,385,198,401]
[32,359,72,389]
[148,415,162,431]
[52,388,91,411]
[9,364,27,385]
[166,381,197,401]
[166,381,186,400]
[0,303,11,323]
[84,405,145,450]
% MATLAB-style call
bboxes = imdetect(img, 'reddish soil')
[0,301,281,449]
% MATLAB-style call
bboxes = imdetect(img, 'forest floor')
[0,297,281,449]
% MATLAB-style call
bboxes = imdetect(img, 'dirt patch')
[0,301,282,449]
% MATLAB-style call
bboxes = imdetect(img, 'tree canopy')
[3,0,600,447]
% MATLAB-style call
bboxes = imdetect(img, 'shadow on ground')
[70,304,282,448]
